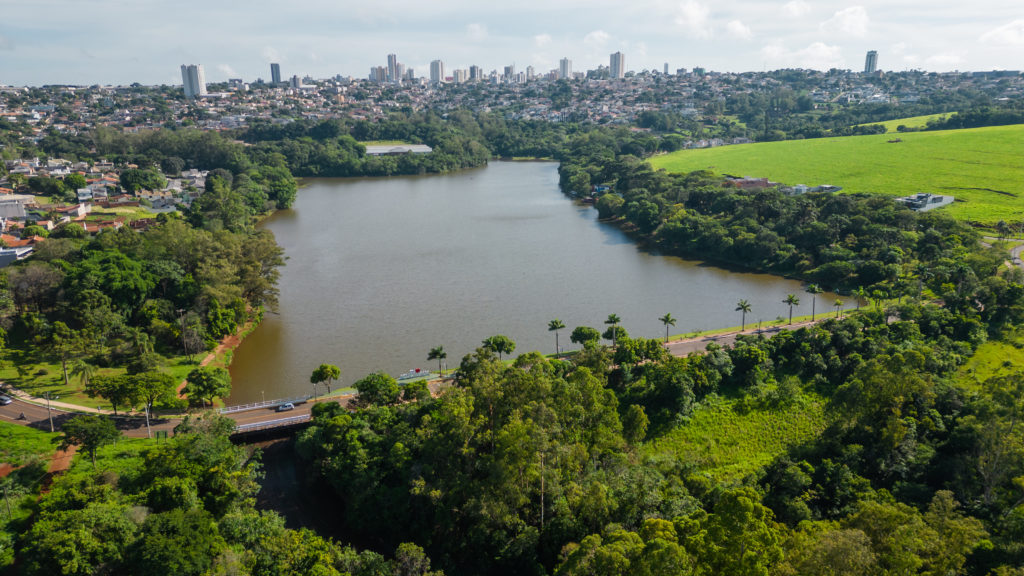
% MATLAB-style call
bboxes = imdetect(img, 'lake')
[228,162,838,402]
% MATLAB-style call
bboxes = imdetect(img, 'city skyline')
[1,0,1022,86]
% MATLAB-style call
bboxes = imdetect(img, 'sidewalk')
[6,387,110,414]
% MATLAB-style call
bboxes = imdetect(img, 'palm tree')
[428,346,447,376]
[547,319,565,354]
[605,314,621,346]
[834,299,844,318]
[735,299,752,331]
[854,286,868,310]
[805,284,823,321]
[783,294,800,324]
[70,359,96,387]
[659,313,676,343]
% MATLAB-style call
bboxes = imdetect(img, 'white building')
[181,64,207,99]
[610,51,626,79]
[430,60,445,85]
[559,58,572,80]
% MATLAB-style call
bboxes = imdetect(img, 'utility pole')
[144,403,152,439]
[44,391,54,433]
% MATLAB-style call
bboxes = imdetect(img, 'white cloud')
[261,46,281,63]
[782,0,810,18]
[761,41,844,70]
[927,52,965,67]
[979,19,1024,46]
[584,29,610,48]
[534,34,552,48]
[466,23,488,42]
[819,6,869,37]
[217,64,238,77]
[675,0,712,38]
[726,20,752,40]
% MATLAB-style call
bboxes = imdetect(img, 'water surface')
[229,162,839,402]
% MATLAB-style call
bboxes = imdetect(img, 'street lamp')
[261,390,265,404]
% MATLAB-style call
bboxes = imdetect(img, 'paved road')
[665,319,823,357]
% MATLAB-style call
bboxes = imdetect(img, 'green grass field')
[0,420,56,465]
[857,113,953,133]
[646,393,829,482]
[649,124,1024,225]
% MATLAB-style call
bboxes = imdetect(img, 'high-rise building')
[370,66,387,83]
[387,53,398,83]
[664,63,669,75]
[526,66,535,81]
[469,65,483,81]
[430,60,445,84]
[180,64,207,99]
[559,58,572,80]
[864,50,878,74]
[504,64,516,80]
[610,52,625,79]
[270,63,281,85]
[453,69,468,83]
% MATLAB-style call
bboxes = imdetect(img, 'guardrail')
[233,414,311,434]
[219,396,310,415]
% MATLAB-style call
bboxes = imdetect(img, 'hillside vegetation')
[649,124,1024,224]
[856,112,953,133]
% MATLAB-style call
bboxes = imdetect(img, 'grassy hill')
[857,112,953,133]
[649,124,1024,225]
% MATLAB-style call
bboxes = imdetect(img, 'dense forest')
[7,413,444,575]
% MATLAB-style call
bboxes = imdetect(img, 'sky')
[0,0,1022,86]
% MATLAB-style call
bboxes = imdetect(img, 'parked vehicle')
[276,402,295,412]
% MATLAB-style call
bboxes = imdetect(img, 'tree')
[58,414,120,469]
[622,404,649,444]
[85,374,138,415]
[735,299,752,331]
[310,363,341,394]
[570,326,601,348]
[183,367,231,408]
[353,372,401,406]
[548,319,566,354]
[783,294,800,324]
[806,284,823,321]
[427,346,447,376]
[659,313,676,343]
[43,321,83,388]
[834,299,844,318]
[134,371,177,411]
[64,173,87,191]
[605,313,622,346]
[70,359,97,388]
[854,286,868,310]
[482,334,516,361]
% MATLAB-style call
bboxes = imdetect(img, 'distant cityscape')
[177,49,888,100]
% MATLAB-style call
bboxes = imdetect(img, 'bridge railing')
[234,414,311,434]
[219,396,311,415]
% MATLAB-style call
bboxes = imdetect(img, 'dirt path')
[176,325,250,396]
[39,445,77,494]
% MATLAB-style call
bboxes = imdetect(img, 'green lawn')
[0,420,56,465]
[649,124,1024,225]
[856,113,954,133]
[645,393,829,482]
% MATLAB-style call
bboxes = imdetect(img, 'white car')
[276,402,295,412]
[0,394,12,406]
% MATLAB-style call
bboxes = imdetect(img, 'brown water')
[228,162,841,402]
